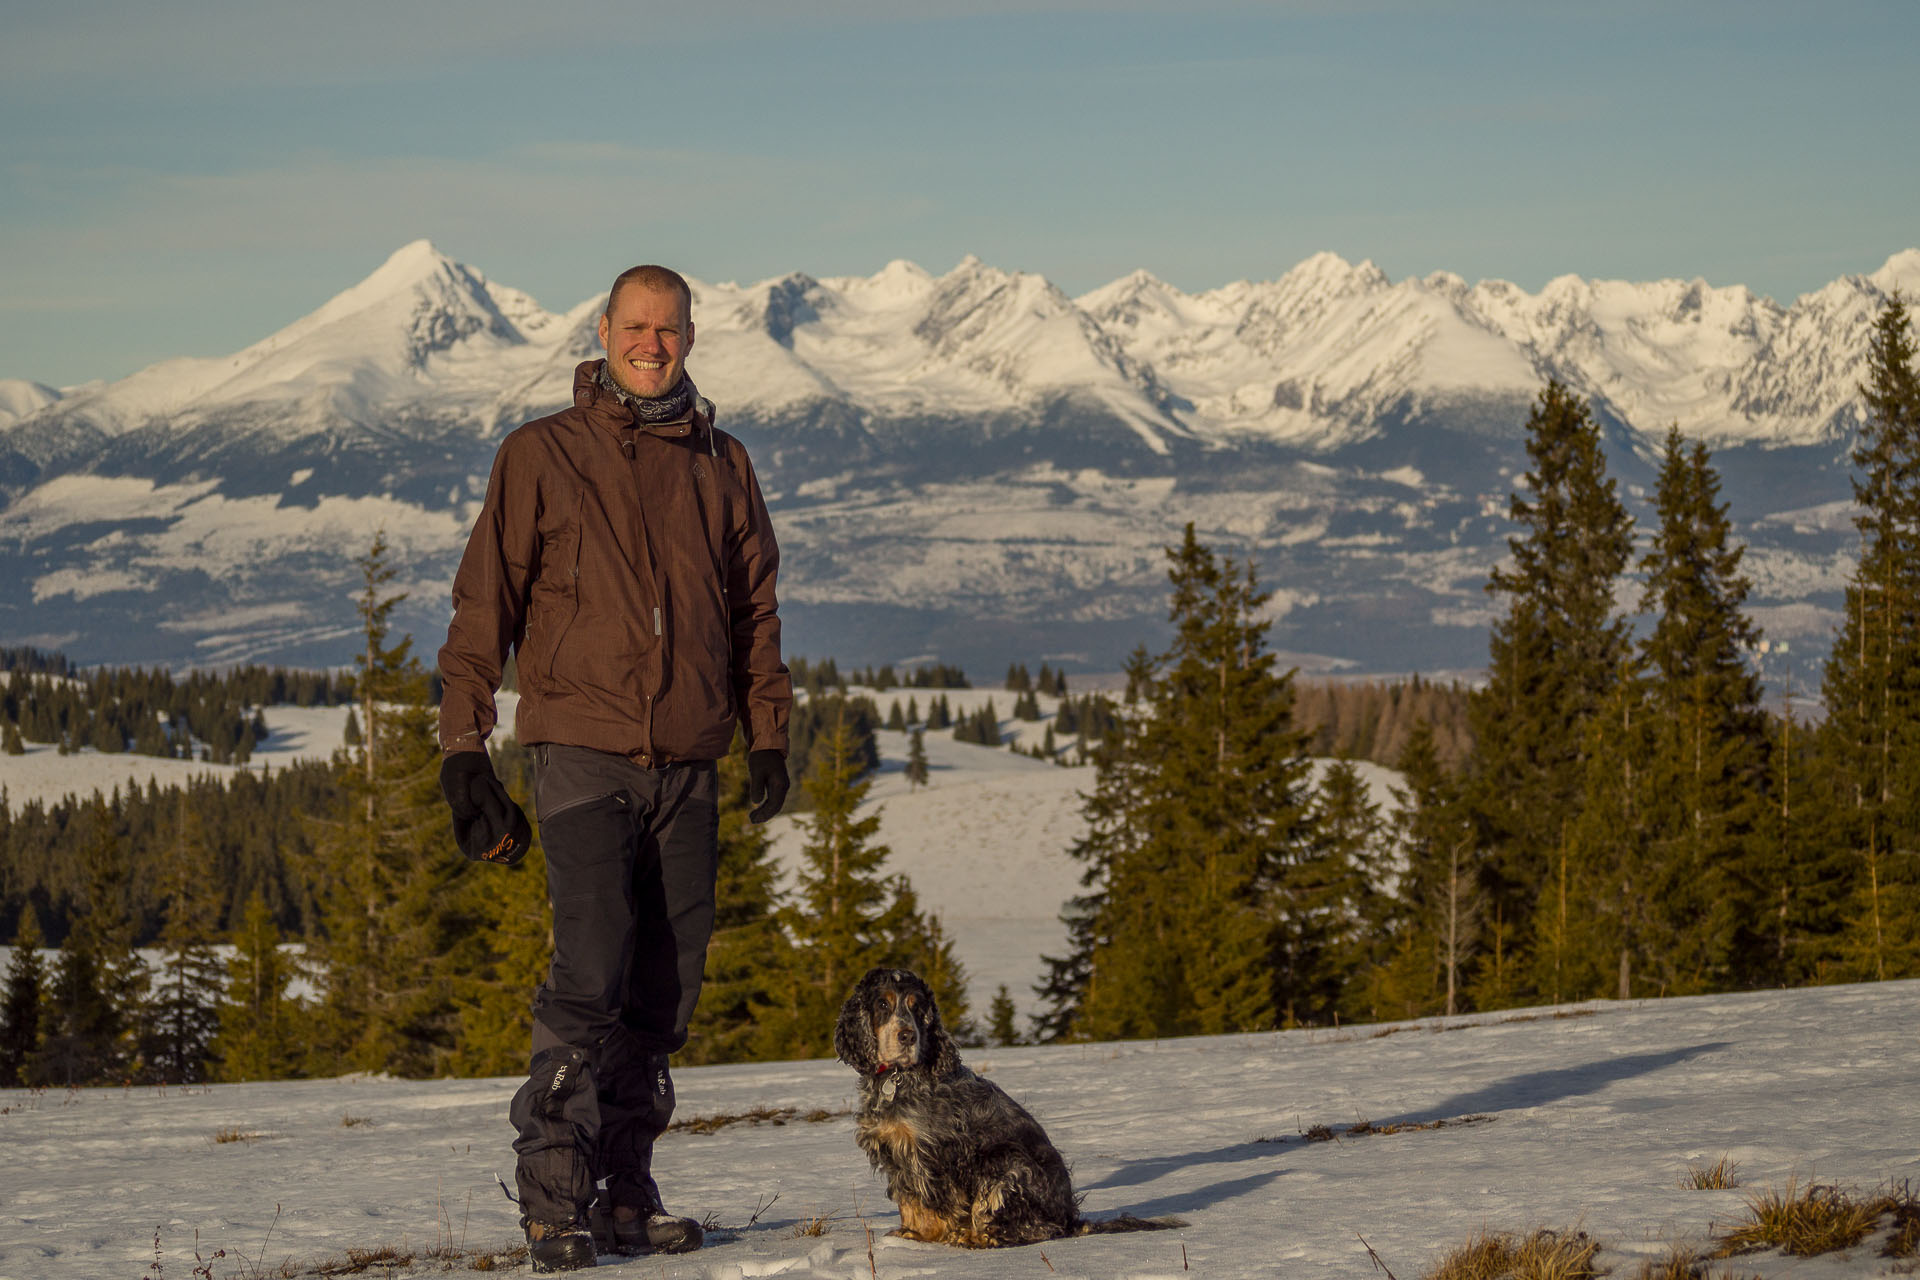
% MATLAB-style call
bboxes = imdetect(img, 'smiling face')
[597,281,693,400]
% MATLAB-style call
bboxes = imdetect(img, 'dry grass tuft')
[1260,1113,1494,1146]
[671,1104,850,1135]
[300,1240,523,1275]
[467,1244,527,1271]
[1425,1227,1603,1280]
[1630,1244,1708,1280]
[1680,1156,1741,1190]
[212,1128,264,1145]
[1715,1178,1889,1257]
[1880,1181,1920,1259]
[338,1113,373,1128]
[791,1210,844,1238]
[1356,1115,1494,1139]
[1427,1229,1514,1280]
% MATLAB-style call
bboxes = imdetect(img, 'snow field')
[0,695,521,811]
[768,689,1405,1025]
[3,981,1915,1278]
[0,705,353,810]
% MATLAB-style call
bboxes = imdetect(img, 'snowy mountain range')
[4,241,1916,681]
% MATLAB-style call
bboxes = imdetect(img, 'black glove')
[747,749,789,824]
[440,750,532,865]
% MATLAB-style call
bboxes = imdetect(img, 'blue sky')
[4,0,1916,388]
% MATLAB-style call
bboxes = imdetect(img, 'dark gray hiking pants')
[510,744,720,1224]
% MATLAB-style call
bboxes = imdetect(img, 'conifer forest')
[1,298,1917,1084]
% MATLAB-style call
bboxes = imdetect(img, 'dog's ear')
[834,970,881,1071]
[911,972,963,1078]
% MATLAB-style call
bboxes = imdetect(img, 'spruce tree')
[144,791,226,1082]
[303,533,461,1076]
[1466,380,1634,1002]
[987,985,1020,1047]
[886,699,906,731]
[681,733,793,1065]
[1558,663,1657,1002]
[1043,528,1312,1041]
[0,907,47,1086]
[761,716,963,1059]
[905,728,930,789]
[2,719,22,755]
[1630,428,1771,991]
[212,893,302,1081]
[1813,294,1920,981]
[1364,719,1480,1019]
[1282,759,1390,1025]
[29,798,146,1084]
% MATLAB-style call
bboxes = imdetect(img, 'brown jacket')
[438,360,790,764]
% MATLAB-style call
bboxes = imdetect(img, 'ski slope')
[3,981,1914,1279]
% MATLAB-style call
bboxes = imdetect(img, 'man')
[437,263,792,1273]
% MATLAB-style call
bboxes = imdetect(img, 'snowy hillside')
[5,978,1915,1279]
[764,686,1403,1023]
[2,242,1911,680]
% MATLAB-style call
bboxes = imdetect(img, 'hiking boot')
[611,1203,704,1256]
[523,1217,597,1273]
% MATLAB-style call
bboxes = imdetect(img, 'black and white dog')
[834,967,1182,1248]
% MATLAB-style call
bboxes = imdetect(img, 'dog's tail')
[1076,1214,1188,1235]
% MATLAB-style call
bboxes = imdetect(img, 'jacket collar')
[572,359,714,446]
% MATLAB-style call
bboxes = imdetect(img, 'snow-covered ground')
[4,980,1915,1279]
[0,705,353,810]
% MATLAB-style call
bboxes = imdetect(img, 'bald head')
[606,264,692,327]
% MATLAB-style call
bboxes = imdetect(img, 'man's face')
[597,283,694,400]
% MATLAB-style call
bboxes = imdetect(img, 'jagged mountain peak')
[362,237,456,286]
[1870,248,1920,294]
[835,259,934,303]
[1076,268,1186,320]
[284,241,537,359]
[0,380,61,429]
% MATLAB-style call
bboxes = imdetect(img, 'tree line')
[1,662,351,764]
[1034,294,1920,1039]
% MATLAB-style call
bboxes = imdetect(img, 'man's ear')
[685,318,695,354]
[597,312,611,351]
